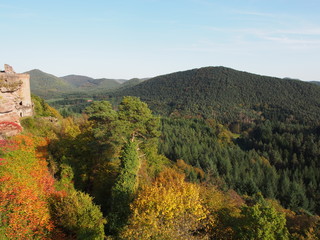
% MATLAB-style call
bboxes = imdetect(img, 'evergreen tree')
[108,141,140,234]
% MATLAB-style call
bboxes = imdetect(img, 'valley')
[1,65,320,239]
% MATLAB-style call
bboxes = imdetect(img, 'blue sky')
[1,0,320,80]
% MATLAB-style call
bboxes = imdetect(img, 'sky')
[1,0,320,80]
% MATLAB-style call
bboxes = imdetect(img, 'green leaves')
[236,195,289,240]
[108,141,140,233]
[117,96,160,141]
[50,191,106,240]
[85,96,160,145]
[84,97,161,234]
[85,101,117,123]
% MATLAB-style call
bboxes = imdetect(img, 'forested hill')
[61,74,96,87]
[27,69,149,101]
[61,74,121,89]
[114,67,320,124]
[27,69,74,98]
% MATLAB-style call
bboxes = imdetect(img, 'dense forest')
[29,66,320,123]
[114,67,320,124]
[0,95,319,239]
[1,67,320,239]
[159,118,320,214]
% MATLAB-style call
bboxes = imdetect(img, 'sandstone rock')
[0,64,33,138]
[0,111,20,124]
[0,95,16,113]
[4,64,15,74]
[0,121,22,139]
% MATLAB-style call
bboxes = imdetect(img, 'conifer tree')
[108,141,139,233]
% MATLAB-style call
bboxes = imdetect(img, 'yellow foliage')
[47,105,63,119]
[217,127,233,144]
[200,186,243,239]
[60,117,81,139]
[120,168,207,239]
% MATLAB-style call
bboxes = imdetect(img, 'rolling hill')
[28,70,136,99]
[115,78,148,90]
[61,75,122,90]
[91,78,121,89]
[26,69,74,98]
[29,66,320,125]
[113,66,320,124]
[61,74,95,87]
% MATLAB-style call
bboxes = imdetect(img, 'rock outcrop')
[0,64,33,138]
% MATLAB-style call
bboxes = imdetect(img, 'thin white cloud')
[205,26,271,35]
[206,26,320,37]
[263,36,320,46]
[276,28,320,36]
[233,10,275,18]
[204,25,320,50]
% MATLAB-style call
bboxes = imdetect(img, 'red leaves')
[0,134,61,239]
[0,140,6,146]
[0,121,22,131]
[0,175,11,182]
[0,139,18,152]
[0,157,6,166]
[0,121,23,137]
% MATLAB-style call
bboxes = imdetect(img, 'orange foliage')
[0,139,19,152]
[0,134,64,239]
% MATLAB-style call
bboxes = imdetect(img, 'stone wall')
[0,64,33,138]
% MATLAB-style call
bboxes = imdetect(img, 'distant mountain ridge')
[309,81,320,86]
[113,66,320,124]
[27,70,146,98]
[61,74,128,88]
[26,69,74,98]
[61,74,95,87]
[27,66,320,124]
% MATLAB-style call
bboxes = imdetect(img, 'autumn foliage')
[121,168,207,239]
[0,122,22,132]
[1,96,319,239]
[0,135,61,239]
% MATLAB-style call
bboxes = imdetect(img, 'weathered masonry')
[0,64,33,138]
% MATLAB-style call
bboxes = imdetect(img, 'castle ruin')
[0,64,33,138]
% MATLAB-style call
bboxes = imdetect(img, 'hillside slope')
[113,78,148,91]
[27,69,74,98]
[29,71,123,99]
[114,67,320,124]
[61,75,121,90]
[92,78,121,89]
[61,74,95,87]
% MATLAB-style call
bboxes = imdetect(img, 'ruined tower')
[0,64,33,138]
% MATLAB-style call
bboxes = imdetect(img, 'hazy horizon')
[1,0,320,81]
[8,65,315,83]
